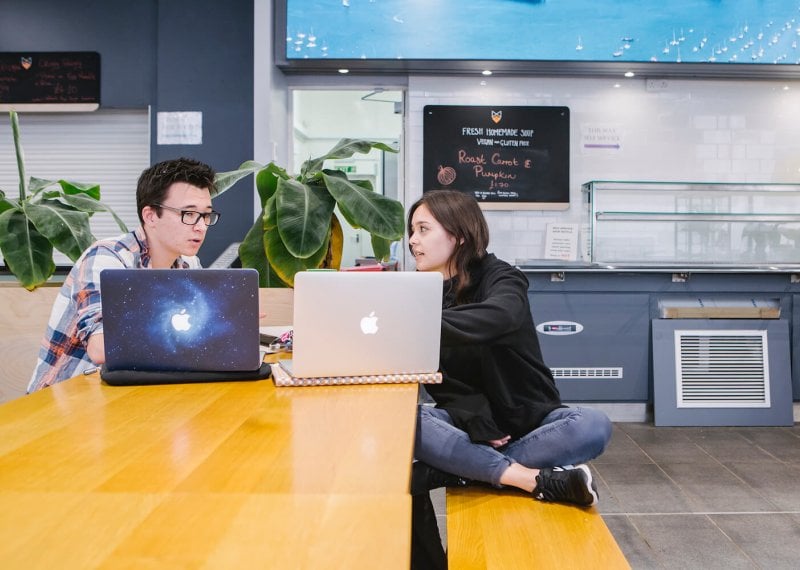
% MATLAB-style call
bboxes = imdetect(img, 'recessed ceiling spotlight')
[482,70,493,76]
[338,68,349,74]
[783,85,790,90]
[613,83,621,88]
[624,71,635,78]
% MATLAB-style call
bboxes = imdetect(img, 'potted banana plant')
[215,139,405,287]
[0,110,128,290]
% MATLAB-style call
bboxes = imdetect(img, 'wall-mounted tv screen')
[278,1,800,77]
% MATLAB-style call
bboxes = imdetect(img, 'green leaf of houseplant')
[28,177,59,196]
[255,163,289,208]
[25,200,95,261]
[214,160,264,195]
[0,189,15,215]
[370,234,392,262]
[238,213,288,288]
[264,195,328,286]
[58,180,101,200]
[59,193,129,233]
[322,173,404,240]
[275,177,336,258]
[301,138,396,177]
[0,208,56,290]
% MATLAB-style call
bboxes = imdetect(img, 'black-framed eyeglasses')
[153,203,221,226]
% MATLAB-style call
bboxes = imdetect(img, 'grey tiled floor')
[596,422,800,569]
[432,422,800,569]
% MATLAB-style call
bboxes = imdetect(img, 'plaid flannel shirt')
[27,227,200,392]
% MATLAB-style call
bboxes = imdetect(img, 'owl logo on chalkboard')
[20,57,33,70]
[491,110,502,124]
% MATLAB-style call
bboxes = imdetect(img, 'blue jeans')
[414,405,612,486]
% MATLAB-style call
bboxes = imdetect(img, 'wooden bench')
[446,487,630,569]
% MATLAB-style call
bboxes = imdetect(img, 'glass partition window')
[582,181,800,266]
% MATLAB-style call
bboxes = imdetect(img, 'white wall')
[405,75,800,264]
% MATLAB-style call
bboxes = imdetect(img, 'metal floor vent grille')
[675,330,770,408]
[551,367,623,380]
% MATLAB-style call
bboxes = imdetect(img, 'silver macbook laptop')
[100,268,262,372]
[282,271,443,378]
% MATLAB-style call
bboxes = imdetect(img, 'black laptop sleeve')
[100,363,273,386]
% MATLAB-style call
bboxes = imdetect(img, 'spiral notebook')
[275,271,443,386]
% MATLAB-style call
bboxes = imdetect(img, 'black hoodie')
[426,253,563,443]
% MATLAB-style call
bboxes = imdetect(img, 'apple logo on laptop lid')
[360,311,379,335]
[171,308,192,332]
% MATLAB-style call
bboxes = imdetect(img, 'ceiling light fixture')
[338,68,349,74]
[482,70,493,76]
[624,71,635,78]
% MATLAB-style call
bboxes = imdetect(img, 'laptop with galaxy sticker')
[100,268,262,373]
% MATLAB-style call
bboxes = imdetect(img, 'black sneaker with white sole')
[532,464,598,507]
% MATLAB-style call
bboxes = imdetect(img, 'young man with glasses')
[28,157,221,392]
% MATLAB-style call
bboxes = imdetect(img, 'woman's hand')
[488,435,511,448]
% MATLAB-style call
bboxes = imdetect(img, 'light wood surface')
[0,284,60,404]
[259,287,293,325]
[447,487,630,569]
[0,368,418,569]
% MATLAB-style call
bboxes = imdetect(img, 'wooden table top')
[0,370,419,569]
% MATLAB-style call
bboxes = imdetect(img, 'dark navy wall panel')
[0,0,156,107]
[153,0,255,265]
[2,0,255,266]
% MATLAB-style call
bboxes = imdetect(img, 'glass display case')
[582,181,800,267]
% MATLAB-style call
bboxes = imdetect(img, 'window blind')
[0,109,149,266]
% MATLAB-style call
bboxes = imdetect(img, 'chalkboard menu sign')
[423,105,569,210]
[0,52,100,110]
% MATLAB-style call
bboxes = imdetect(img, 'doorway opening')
[290,89,404,268]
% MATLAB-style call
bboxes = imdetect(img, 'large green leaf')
[255,163,289,208]
[301,139,397,177]
[214,160,264,195]
[58,180,101,200]
[60,193,129,233]
[370,234,393,262]
[28,177,58,196]
[25,200,95,260]
[264,195,328,286]
[322,173,404,240]
[275,178,336,258]
[0,208,56,290]
[0,190,15,215]
[238,214,288,288]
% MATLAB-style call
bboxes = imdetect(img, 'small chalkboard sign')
[0,52,100,111]
[423,105,569,210]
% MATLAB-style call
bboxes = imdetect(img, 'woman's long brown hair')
[407,190,489,305]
